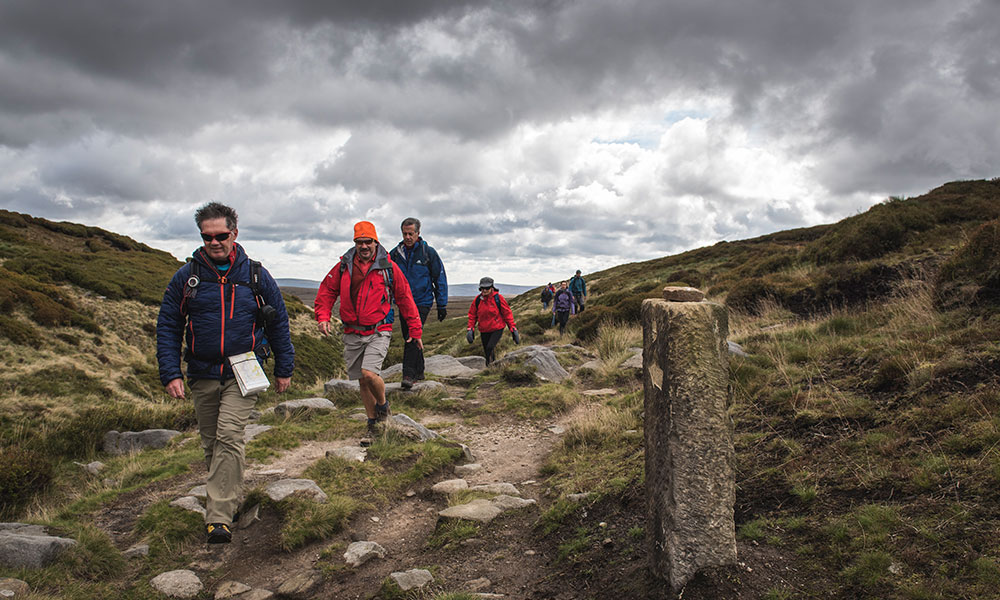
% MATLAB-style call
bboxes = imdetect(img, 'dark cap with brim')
[479,277,494,289]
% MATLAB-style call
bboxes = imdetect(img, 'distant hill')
[276,279,536,299]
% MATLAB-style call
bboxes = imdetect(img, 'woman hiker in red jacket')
[466,277,520,366]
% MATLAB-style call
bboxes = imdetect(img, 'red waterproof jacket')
[467,290,517,334]
[314,244,422,338]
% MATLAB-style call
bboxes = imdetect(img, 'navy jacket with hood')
[156,243,294,386]
[389,238,448,309]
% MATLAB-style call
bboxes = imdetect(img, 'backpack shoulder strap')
[494,294,503,313]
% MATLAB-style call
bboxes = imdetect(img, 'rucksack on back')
[474,293,503,313]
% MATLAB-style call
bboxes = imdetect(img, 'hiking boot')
[206,523,232,544]
[375,400,391,422]
[401,376,414,390]
[361,420,378,447]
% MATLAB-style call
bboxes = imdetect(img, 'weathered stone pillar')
[642,287,736,593]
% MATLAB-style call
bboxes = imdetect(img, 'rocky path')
[86,347,603,599]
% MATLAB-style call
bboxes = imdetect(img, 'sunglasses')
[479,287,491,291]
[200,231,232,243]
[355,238,375,245]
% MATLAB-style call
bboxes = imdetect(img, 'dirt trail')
[95,373,596,599]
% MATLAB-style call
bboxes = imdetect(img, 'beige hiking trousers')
[190,378,257,525]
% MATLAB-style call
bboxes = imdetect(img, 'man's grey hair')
[195,202,238,231]
[400,217,421,233]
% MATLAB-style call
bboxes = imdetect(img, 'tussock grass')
[278,495,358,551]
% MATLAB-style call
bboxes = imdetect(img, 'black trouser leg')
[481,329,504,366]
[401,305,431,379]
[556,311,570,333]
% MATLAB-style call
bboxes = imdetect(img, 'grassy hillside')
[2,179,1000,598]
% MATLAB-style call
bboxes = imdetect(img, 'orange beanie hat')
[353,221,378,242]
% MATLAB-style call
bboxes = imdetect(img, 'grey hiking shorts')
[343,330,391,379]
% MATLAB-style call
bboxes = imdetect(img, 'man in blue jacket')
[157,202,294,544]
[569,269,587,313]
[389,217,447,388]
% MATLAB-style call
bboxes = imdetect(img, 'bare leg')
[359,369,386,418]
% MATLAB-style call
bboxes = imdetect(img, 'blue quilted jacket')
[389,239,448,308]
[156,244,294,385]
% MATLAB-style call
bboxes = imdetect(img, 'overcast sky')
[1,1,997,286]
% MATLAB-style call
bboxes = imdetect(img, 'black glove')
[512,329,521,344]
[466,329,475,344]
[437,307,447,321]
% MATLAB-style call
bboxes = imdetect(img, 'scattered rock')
[348,412,368,421]
[103,429,182,455]
[386,380,445,393]
[389,569,433,591]
[456,355,487,370]
[326,446,367,462]
[275,570,322,599]
[582,388,617,396]
[621,348,643,369]
[454,463,482,477]
[264,479,328,503]
[495,345,569,382]
[728,340,748,357]
[240,589,274,600]
[150,569,203,599]
[469,482,520,496]
[578,359,603,370]
[188,485,207,499]
[547,425,566,435]
[323,379,360,393]
[343,541,386,567]
[244,424,272,443]
[464,577,491,592]
[0,524,77,569]
[214,580,251,599]
[438,499,503,523]
[169,496,206,516]
[567,493,590,503]
[424,354,482,377]
[432,479,469,494]
[381,363,403,377]
[274,398,335,417]
[489,495,536,510]
[73,460,105,475]
[389,413,441,441]
[0,578,29,597]
[123,543,149,559]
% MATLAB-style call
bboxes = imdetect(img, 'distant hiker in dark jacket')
[569,270,587,313]
[540,283,555,309]
[552,280,576,334]
[315,221,424,441]
[157,202,294,545]
[466,277,519,366]
[389,217,447,389]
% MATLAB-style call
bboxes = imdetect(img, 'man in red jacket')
[314,221,423,440]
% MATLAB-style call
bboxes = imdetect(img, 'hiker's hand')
[165,378,185,399]
[275,377,291,393]
[406,337,424,350]
[512,329,521,345]
[466,329,474,344]
[437,308,447,321]
[318,321,332,336]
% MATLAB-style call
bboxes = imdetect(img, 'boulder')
[264,479,328,503]
[495,345,569,382]
[276,571,322,599]
[454,463,482,477]
[469,482,520,496]
[0,577,29,597]
[438,499,503,523]
[424,354,482,377]
[214,580,252,599]
[389,414,441,441]
[323,379,360,393]
[385,380,445,393]
[456,355,487,370]
[150,569,203,599]
[343,541,386,567]
[103,429,181,455]
[274,398,335,417]
[0,525,76,569]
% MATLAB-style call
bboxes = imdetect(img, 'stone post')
[642,287,736,593]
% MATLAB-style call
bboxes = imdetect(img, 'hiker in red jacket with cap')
[314,221,423,441]
[466,276,519,366]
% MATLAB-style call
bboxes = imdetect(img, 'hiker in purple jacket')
[552,280,576,334]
